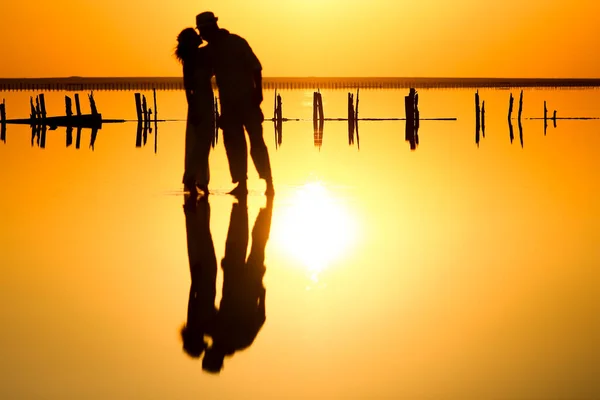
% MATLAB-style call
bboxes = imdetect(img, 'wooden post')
[39,94,47,120]
[88,92,97,115]
[355,88,360,123]
[273,89,277,122]
[405,89,416,150]
[276,93,283,148]
[518,90,523,121]
[508,93,514,120]
[135,93,143,122]
[313,92,318,123]
[405,89,415,125]
[35,96,41,120]
[348,93,355,145]
[0,100,5,123]
[1,99,5,143]
[75,93,82,116]
[481,100,485,137]
[553,110,557,128]
[317,92,324,124]
[30,97,36,121]
[414,92,419,131]
[544,101,548,135]
[65,96,73,117]
[475,90,480,136]
[276,94,282,130]
[142,95,148,123]
[153,88,158,123]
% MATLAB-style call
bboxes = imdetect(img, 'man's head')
[196,11,219,42]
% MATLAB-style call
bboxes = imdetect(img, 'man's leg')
[244,106,274,194]
[220,111,248,194]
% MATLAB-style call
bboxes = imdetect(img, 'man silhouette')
[196,11,274,196]
[202,196,273,373]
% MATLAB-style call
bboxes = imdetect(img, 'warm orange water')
[0,88,598,399]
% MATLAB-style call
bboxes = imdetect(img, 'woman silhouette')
[176,28,215,195]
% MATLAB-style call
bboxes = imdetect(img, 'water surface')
[0,88,598,399]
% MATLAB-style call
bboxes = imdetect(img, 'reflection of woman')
[180,194,217,358]
[175,28,214,195]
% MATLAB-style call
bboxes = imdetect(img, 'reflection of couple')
[180,194,273,373]
[176,12,274,197]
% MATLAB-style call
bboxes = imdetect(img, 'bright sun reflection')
[273,182,358,284]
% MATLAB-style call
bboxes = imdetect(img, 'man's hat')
[196,12,218,28]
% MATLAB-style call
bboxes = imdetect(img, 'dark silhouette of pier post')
[348,92,355,145]
[355,89,360,149]
[543,101,548,135]
[39,94,47,120]
[135,93,143,122]
[275,92,283,148]
[74,94,82,116]
[313,91,324,148]
[518,90,523,122]
[88,92,98,116]
[481,100,485,138]
[65,96,73,117]
[142,95,149,125]
[405,88,418,150]
[0,99,6,143]
[153,88,158,124]
[65,96,73,147]
[475,90,480,139]
[29,97,35,120]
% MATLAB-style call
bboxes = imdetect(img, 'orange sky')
[1,0,599,78]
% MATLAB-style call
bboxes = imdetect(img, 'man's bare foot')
[228,182,248,197]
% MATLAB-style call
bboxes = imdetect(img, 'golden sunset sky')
[1,0,598,78]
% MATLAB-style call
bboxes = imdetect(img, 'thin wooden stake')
[75,93,82,116]
[135,93,142,122]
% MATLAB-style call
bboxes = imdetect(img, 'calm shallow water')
[0,88,599,399]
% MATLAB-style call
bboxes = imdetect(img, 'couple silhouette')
[176,12,274,198]
[180,194,273,373]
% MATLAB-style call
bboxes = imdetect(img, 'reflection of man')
[180,195,273,373]
[196,11,274,196]
[203,197,273,373]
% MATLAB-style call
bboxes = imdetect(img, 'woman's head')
[175,28,202,63]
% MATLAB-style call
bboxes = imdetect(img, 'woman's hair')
[175,28,201,63]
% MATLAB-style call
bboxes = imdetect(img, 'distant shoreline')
[1,77,600,91]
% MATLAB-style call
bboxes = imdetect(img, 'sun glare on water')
[272,182,358,285]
